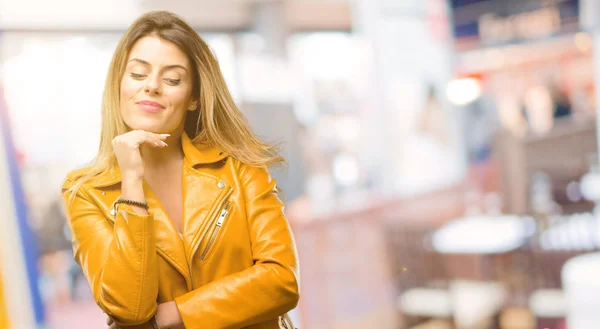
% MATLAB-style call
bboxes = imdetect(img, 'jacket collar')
[90,132,227,188]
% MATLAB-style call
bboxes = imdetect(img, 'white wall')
[0,0,251,30]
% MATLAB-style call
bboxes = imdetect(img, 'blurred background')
[2,0,600,328]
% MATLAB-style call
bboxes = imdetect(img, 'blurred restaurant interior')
[2,0,600,329]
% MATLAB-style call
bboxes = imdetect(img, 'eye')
[130,73,146,80]
[164,78,181,86]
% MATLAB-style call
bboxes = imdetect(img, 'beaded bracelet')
[113,198,149,214]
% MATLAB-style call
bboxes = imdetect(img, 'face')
[120,35,197,134]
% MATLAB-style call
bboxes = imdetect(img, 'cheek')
[166,87,193,109]
[120,79,139,100]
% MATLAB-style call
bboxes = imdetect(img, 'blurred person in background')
[549,83,572,119]
[524,84,554,136]
[61,11,299,329]
[418,86,450,146]
[36,198,73,306]
[400,85,463,194]
[523,82,573,136]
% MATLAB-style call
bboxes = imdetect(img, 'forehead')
[128,35,189,67]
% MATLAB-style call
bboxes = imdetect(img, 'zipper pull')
[216,203,230,227]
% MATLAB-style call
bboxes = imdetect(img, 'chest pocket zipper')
[199,202,231,260]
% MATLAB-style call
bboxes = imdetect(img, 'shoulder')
[230,159,279,198]
[62,164,95,191]
[231,159,271,182]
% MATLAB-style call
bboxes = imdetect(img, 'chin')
[128,121,184,135]
[125,118,168,134]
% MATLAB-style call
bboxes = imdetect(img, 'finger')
[106,316,112,325]
[152,134,169,147]
[150,138,168,148]
[124,131,161,148]
[141,130,169,140]
[141,131,169,147]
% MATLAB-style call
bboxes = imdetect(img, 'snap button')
[218,181,225,189]
[101,191,106,195]
[109,207,116,216]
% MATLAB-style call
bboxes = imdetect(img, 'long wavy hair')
[68,11,284,197]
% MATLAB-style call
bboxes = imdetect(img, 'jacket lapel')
[142,181,195,290]
[180,133,233,268]
[181,166,233,265]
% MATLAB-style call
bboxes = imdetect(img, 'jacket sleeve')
[62,178,159,327]
[174,163,300,329]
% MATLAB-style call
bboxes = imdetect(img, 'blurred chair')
[524,212,599,329]
[527,248,570,329]
[449,279,506,329]
[385,224,454,329]
[562,252,600,329]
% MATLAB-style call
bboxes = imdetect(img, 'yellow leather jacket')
[61,133,300,329]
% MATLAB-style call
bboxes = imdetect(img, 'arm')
[62,178,159,327]
[173,164,300,329]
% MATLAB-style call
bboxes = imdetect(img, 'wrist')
[120,174,145,199]
[155,301,182,329]
[121,171,144,184]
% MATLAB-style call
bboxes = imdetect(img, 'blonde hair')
[68,11,284,197]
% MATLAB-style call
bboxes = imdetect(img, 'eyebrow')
[128,58,188,72]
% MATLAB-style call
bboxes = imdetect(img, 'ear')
[187,100,198,111]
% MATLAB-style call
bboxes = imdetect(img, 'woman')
[62,11,299,329]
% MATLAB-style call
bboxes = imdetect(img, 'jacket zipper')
[188,191,232,289]
[199,202,231,260]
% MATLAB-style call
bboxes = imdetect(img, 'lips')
[136,100,165,113]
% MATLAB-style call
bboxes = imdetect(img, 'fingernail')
[160,134,170,137]
[161,141,168,147]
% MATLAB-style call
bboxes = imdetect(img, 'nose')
[144,75,161,95]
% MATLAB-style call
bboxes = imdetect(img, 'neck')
[140,131,185,172]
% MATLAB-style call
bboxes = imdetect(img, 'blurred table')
[430,215,537,282]
[432,215,535,255]
[431,215,536,329]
